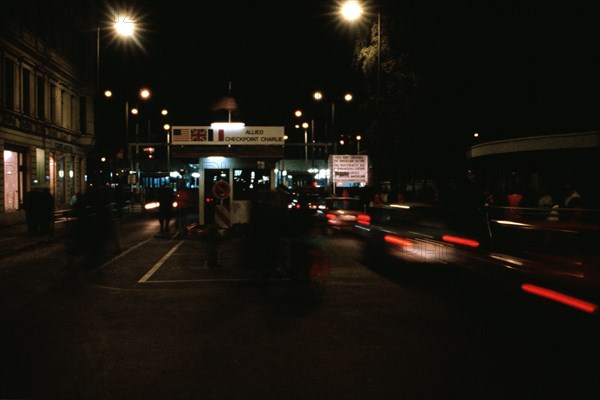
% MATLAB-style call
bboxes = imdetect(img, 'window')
[79,96,87,133]
[4,59,15,109]
[37,77,45,120]
[50,84,57,123]
[22,68,31,115]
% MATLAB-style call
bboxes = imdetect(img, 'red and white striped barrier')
[215,204,231,229]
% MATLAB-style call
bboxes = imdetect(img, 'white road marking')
[98,236,154,270]
[143,277,290,283]
[138,240,184,283]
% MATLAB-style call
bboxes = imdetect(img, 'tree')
[353,15,420,194]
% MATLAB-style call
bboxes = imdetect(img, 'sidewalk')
[0,219,68,258]
[0,204,145,259]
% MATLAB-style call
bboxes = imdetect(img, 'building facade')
[0,1,95,226]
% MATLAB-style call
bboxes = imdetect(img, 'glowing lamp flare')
[340,1,364,21]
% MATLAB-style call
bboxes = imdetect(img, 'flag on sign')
[172,128,191,142]
[191,129,207,141]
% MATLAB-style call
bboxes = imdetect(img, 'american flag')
[172,128,190,142]
[191,129,207,141]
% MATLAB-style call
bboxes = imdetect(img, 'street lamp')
[96,14,137,89]
[356,135,362,154]
[313,91,353,153]
[104,88,152,196]
[301,122,309,163]
[340,1,380,96]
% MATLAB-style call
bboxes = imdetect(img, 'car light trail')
[357,214,371,225]
[521,283,598,314]
[384,235,413,247]
[442,235,480,248]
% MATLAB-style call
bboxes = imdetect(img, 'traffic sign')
[212,180,231,200]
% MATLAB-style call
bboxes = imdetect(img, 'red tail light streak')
[521,283,598,314]
[357,214,371,225]
[384,235,414,247]
[442,235,480,248]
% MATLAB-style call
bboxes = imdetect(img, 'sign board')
[171,125,284,145]
[212,180,231,200]
[329,155,369,186]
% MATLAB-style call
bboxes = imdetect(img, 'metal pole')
[311,118,315,167]
[126,101,131,168]
[304,128,308,164]
[135,121,139,197]
[377,12,381,97]
[96,25,100,91]
[331,103,336,153]
[167,128,171,179]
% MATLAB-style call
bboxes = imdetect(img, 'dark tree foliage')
[352,15,422,189]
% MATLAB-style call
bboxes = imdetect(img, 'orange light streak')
[521,283,598,314]
[384,235,413,247]
[442,235,480,248]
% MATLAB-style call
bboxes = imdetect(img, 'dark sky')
[99,0,600,139]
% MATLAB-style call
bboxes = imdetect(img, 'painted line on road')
[98,236,154,270]
[142,277,290,283]
[138,240,184,283]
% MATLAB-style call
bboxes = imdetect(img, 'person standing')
[38,186,54,234]
[158,186,175,234]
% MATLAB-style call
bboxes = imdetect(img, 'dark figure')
[245,190,286,279]
[175,188,191,231]
[23,189,40,234]
[23,186,54,234]
[38,187,54,234]
[113,185,127,218]
[158,186,175,233]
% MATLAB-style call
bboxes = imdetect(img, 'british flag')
[191,129,207,141]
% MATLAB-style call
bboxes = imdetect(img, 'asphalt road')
[1,215,599,399]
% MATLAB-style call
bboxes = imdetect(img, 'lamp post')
[340,1,380,96]
[164,123,172,179]
[96,15,136,89]
[313,91,353,154]
[356,135,362,154]
[105,87,152,196]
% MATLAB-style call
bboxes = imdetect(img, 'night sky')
[99,0,600,140]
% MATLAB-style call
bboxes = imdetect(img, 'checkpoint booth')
[170,123,284,228]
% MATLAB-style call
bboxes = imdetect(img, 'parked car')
[316,196,369,234]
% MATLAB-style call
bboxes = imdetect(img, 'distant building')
[467,131,600,208]
[0,0,96,225]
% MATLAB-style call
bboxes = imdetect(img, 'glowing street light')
[313,91,353,152]
[114,15,136,37]
[340,1,380,95]
[340,0,363,21]
[140,88,151,99]
[96,13,138,88]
